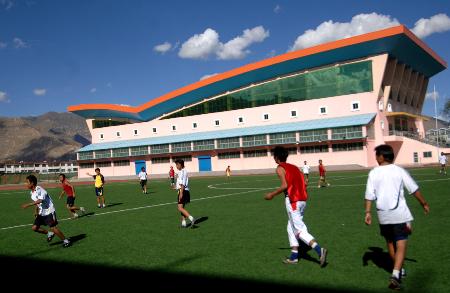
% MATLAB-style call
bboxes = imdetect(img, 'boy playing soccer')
[58,173,85,218]
[174,159,195,228]
[265,146,327,266]
[439,152,447,175]
[21,175,71,248]
[301,161,310,185]
[86,168,106,208]
[138,167,148,194]
[169,166,175,187]
[364,144,429,290]
[317,159,330,188]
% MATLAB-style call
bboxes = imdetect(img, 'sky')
[1,0,450,120]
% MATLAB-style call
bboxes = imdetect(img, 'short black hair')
[26,175,37,186]
[375,144,395,163]
[175,159,184,167]
[273,146,288,162]
[141,167,145,171]
[95,168,100,172]
[59,173,66,180]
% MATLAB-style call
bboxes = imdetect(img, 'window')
[152,127,157,133]
[218,152,241,159]
[217,137,240,149]
[151,157,170,164]
[291,110,298,118]
[193,140,215,151]
[79,151,94,160]
[332,142,364,152]
[243,150,267,158]
[172,142,192,153]
[171,125,177,131]
[192,122,198,129]
[116,131,121,137]
[130,146,148,156]
[114,160,130,166]
[423,151,432,158]
[112,148,129,158]
[299,129,328,143]
[96,161,112,168]
[79,163,94,169]
[300,145,329,153]
[319,107,327,114]
[95,149,111,159]
[99,133,104,139]
[269,132,296,144]
[242,135,267,147]
[151,144,169,154]
[133,129,138,136]
[331,126,363,140]
[263,113,270,121]
[351,101,360,111]
[237,117,244,124]
[214,119,220,126]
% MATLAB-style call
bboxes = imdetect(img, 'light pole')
[434,85,440,156]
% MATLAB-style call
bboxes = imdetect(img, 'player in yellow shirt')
[86,168,106,208]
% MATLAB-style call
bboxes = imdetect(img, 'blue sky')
[1,0,449,119]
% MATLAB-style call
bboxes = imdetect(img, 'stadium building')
[69,25,449,178]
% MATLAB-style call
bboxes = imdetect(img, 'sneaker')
[388,276,401,290]
[62,240,71,248]
[102,204,106,208]
[80,207,86,214]
[282,258,299,264]
[47,233,55,242]
[401,268,406,278]
[318,185,321,188]
[73,213,79,218]
[190,217,196,228]
[97,204,101,208]
[327,183,331,187]
[319,248,328,267]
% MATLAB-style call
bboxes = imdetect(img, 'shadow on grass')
[104,202,123,208]
[278,242,321,265]
[189,216,208,229]
[49,233,87,246]
[362,246,417,273]
[0,254,360,291]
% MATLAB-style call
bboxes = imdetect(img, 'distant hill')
[0,112,91,162]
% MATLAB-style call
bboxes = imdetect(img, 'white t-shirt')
[31,186,55,216]
[439,155,448,165]
[176,168,189,191]
[365,164,418,224]
[138,171,147,180]
[302,165,310,174]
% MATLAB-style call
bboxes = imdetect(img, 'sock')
[188,215,194,222]
[181,220,186,227]
[311,242,322,256]
[392,269,400,279]
[63,239,69,244]
[47,231,54,237]
[289,250,299,260]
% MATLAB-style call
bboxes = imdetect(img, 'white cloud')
[289,13,400,51]
[13,37,27,48]
[90,88,97,93]
[33,88,46,96]
[200,73,218,81]
[0,42,6,49]
[0,0,14,10]
[153,41,172,54]
[411,13,450,38]
[425,91,440,100]
[274,5,281,14]
[0,91,10,103]
[217,26,270,60]
[179,28,221,59]
[179,26,269,60]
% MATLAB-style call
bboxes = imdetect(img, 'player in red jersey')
[318,159,331,188]
[59,174,85,218]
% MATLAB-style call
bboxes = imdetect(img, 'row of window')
[80,127,364,160]
[98,103,361,140]
[80,143,365,167]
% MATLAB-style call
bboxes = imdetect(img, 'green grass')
[1,168,449,291]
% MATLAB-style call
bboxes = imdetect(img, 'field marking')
[1,176,448,231]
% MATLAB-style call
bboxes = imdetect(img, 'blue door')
[135,161,146,175]
[198,156,212,172]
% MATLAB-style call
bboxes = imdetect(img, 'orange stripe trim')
[67,25,445,114]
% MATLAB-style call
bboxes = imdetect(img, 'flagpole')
[434,85,439,157]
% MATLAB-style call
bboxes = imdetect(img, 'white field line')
[2,177,448,231]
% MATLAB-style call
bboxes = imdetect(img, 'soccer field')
[1,168,449,291]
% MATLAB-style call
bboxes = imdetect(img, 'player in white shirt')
[364,145,429,290]
[439,152,447,175]
[138,167,148,194]
[174,159,195,228]
[301,161,311,184]
[21,175,71,247]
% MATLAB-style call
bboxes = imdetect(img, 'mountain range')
[0,112,91,162]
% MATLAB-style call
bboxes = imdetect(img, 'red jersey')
[169,169,175,178]
[279,162,308,202]
[319,164,326,176]
[62,179,74,197]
